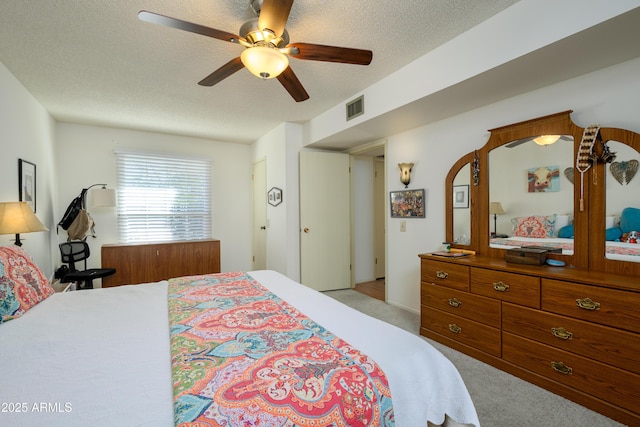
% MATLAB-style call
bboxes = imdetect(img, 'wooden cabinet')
[101,239,220,287]
[420,254,640,426]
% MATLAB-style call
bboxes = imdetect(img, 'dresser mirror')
[453,163,471,245]
[446,111,640,274]
[488,135,574,252]
[604,140,640,262]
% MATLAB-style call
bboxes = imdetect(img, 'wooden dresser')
[420,254,640,425]
[101,239,220,287]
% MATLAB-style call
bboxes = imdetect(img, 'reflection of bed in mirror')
[490,237,640,261]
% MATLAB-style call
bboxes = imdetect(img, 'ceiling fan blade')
[258,0,294,38]
[277,67,309,102]
[198,57,245,87]
[287,43,372,65]
[138,10,241,44]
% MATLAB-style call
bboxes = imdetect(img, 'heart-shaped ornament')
[564,167,574,184]
[610,160,639,185]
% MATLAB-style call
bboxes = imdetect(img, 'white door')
[374,158,386,279]
[252,159,267,270]
[300,151,351,291]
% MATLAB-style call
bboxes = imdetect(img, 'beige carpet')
[324,289,626,427]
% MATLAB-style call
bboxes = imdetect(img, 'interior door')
[252,159,267,270]
[374,158,386,279]
[300,151,351,291]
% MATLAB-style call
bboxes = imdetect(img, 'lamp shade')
[0,202,48,234]
[533,135,560,146]
[241,46,289,79]
[91,188,116,207]
[489,202,505,215]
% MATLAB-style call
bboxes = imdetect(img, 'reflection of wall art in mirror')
[453,185,469,209]
[527,166,560,193]
[610,159,639,185]
[390,189,425,218]
[563,167,574,184]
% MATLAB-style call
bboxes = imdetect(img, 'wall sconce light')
[0,201,49,246]
[398,163,414,188]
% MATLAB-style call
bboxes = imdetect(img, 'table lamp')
[0,202,49,246]
[489,201,506,238]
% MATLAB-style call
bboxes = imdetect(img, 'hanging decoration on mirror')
[576,125,600,211]
[398,163,414,188]
[564,167,574,184]
[472,151,480,186]
[610,160,639,185]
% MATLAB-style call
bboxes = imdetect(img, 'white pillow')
[605,215,617,229]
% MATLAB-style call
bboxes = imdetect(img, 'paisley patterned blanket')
[168,272,394,427]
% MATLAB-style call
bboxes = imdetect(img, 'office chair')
[59,241,116,290]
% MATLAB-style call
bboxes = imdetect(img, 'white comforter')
[0,270,479,427]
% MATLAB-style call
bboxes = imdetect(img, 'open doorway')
[351,141,386,301]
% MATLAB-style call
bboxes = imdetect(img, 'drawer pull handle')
[576,298,600,311]
[551,327,573,340]
[492,281,509,292]
[448,323,462,334]
[448,298,462,308]
[550,361,573,375]
[436,270,449,279]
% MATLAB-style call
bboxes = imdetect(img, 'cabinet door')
[102,245,156,287]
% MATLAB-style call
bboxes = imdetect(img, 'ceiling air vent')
[346,95,364,121]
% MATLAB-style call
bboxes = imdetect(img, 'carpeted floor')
[324,289,626,427]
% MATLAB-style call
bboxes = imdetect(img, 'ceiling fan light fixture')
[241,45,289,79]
[534,135,561,146]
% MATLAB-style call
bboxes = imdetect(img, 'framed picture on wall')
[390,189,425,218]
[453,185,469,209]
[18,159,36,212]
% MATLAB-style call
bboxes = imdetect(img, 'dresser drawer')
[542,279,640,334]
[470,268,540,308]
[503,303,640,375]
[421,258,470,291]
[421,282,501,328]
[503,333,640,414]
[421,306,501,357]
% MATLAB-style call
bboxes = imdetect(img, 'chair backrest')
[59,241,90,272]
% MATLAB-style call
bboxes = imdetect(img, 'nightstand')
[51,280,76,292]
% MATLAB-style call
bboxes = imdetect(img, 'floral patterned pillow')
[511,215,556,238]
[0,246,54,324]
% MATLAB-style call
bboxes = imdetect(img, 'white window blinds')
[115,150,211,243]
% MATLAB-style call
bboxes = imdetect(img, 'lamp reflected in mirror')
[489,201,508,238]
[0,201,49,246]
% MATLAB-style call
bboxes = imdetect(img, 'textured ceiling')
[0,0,520,144]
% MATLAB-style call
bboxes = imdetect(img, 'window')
[115,150,211,243]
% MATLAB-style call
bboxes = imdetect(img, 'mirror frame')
[447,110,640,275]
[591,127,640,275]
[447,111,585,267]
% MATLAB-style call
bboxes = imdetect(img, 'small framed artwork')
[390,189,425,218]
[18,159,36,212]
[453,185,469,209]
[267,187,283,207]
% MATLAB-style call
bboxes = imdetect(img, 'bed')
[0,246,479,427]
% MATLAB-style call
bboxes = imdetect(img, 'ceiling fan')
[138,0,373,102]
